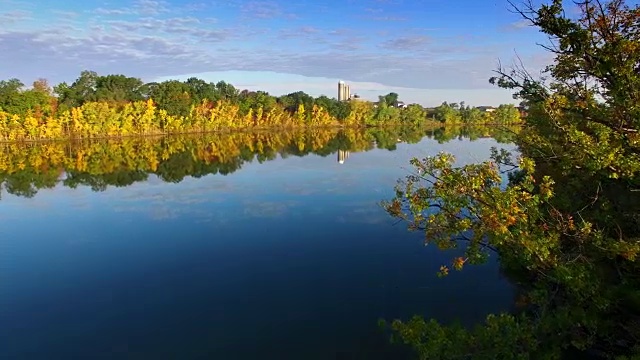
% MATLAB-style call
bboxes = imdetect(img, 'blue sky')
[0,0,555,106]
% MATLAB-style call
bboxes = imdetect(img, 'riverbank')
[0,120,522,144]
[0,98,523,143]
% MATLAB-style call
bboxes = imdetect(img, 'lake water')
[0,127,517,359]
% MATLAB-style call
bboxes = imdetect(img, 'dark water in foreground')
[0,128,517,359]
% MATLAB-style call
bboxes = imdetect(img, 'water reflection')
[0,125,518,199]
[0,125,519,359]
[337,150,350,164]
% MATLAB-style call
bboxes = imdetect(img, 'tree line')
[0,71,522,141]
[431,101,522,125]
[0,125,518,199]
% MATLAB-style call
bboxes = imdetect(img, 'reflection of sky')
[0,136,517,359]
[0,137,517,223]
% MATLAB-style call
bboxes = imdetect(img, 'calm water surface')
[0,129,517,359]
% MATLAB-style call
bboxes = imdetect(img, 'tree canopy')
[383,0,640,358]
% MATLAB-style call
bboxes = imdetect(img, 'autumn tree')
[32,78,52,95]
[314,95,350,120]
[238,90,277,115]
[0,69,524,139]
[278,91,315,115]
[383,0,640,358]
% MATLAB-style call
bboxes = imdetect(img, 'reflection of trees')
[0,125,520,198]
[64,170,149,191]
[431,125,520,144]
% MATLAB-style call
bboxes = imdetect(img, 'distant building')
[476,106,497,112]
[373,100,406,108]
[338,81,351,101]
[337,150,350,164]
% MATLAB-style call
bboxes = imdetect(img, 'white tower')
[338,81,345,101]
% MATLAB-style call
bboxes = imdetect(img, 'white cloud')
[93,0,171,16]
[0,0,552,105]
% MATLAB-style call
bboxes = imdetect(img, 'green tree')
[0,79,25,113]
[372,100,400,124]
[55,70,98,109]
[0,78,53,116]
[148,80,192,117]
[462,107,484,124]
[491,104,521,124]
[214,80,238,102]
[94,74,144,103]
[400,104,426,125]
[0,78,23,94]
[185,77,220,104]
[383,0,640,358]
[238,90,277,115]
[278,91,314,114]
[384,92,400,107]
[314,95,349,120]
[433,102,462,123]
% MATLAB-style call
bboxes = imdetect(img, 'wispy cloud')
[298,26,318,34]
[108,17,196,31]
[501,19,532,32]
[379,35,431,51]
[94,8,132,16]
[277,26,320,40]
[0,23,524,92]
[330,39,363,52]
[135,0,170,15]
[369,16,408,21]
[0,9,31,23]
[93,0,170,16]
[51,10,79,18]
[105,17,232,43]
[184,2,208,12]
[327,28,355,36]
[0,0,551,105]
[358,6,409,21]
[240,0,297,19]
